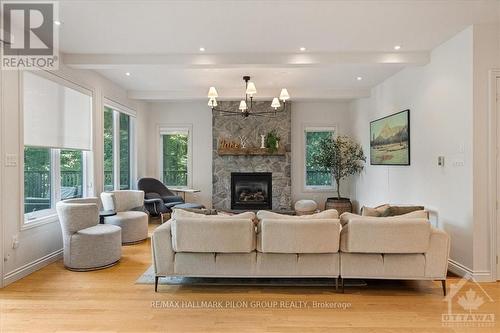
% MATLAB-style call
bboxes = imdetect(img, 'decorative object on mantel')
[218,134,287,156]
[207,75,290,118]
[265,130,281,153]
[312,135,366,215]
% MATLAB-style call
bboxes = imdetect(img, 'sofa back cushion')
[340,217,431,253]
[258,218,340,253]
[256,209,338,221]
[171,217,255,253]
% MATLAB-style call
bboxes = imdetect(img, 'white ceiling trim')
[127,89,371,101]
[63,52,429,69]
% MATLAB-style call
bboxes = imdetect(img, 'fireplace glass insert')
[231,172,272,210]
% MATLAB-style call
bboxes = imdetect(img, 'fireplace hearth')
[231,172,272,210]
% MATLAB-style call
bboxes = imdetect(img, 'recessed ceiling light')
[394,45,401,50]
[125,72,131,76]
[356,76,363,81]
[54,20,61,26]
[299,47,306,52]
[199,47,206,52]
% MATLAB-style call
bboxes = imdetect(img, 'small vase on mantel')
[260,134,266,149]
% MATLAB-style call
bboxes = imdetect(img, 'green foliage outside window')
[163,134,188,186]
[306,131,334,187]
[103,107,114,191]
[119,113,130,190]
[24,147,51,213]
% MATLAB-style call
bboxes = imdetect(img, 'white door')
[497,77,500,280]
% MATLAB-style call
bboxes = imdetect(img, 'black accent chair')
[137,178,204,221]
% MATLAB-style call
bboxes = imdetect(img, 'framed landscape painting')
[370,110,410,165]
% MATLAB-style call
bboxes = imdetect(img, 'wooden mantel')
[217,146,287,156]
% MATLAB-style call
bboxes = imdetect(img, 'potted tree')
[311,135,366,214]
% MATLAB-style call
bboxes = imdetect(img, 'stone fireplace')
[231,172,272,210]
[212,101,292,210]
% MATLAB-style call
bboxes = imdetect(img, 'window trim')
[302,124,338,192]
[103,100,137,191]
[158,124,193,188]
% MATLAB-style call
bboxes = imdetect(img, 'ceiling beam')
[63,52,429,69]
[127,89,371,101]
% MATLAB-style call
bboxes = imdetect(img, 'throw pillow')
[382,206,425,217]
[389,210,428,219]
[361,204,390,217]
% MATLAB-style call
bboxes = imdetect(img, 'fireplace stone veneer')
[212,101,292,210]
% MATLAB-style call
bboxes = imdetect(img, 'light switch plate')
[5,153,18,167]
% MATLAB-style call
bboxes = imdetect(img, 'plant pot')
[325,197,352,215]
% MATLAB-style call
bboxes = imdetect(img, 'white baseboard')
[448,259,494,282]
[2,248,63,286]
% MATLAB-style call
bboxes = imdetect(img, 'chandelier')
[207,76,290,117]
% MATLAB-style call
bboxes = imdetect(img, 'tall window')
[103,107,114,191]
[103,104,135,191]
[304,126,336,190]
[120,113,130,190]
[23,72,92,222]
[160,127,191,187]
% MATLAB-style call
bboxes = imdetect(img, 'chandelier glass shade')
[207,76,290,117]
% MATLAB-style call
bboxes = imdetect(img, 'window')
[60,149,84,200]
[304,126,336,190]
[103,107,114,191]
[103,104,135,191]
[119,113,130,190]
[23,72,92,222]
[24,147,52,215]
[160,127,191,187]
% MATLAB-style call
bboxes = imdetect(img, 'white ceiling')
[58,0,498,101]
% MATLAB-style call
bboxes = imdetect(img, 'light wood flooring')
[0,224,499,333]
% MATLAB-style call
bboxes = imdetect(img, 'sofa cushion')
[171,217,255,253]
[172,209,255,221]
[256,209,338,221]
[258,218,340,253]
[340,217,431,253]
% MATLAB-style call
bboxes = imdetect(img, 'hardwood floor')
[0,224,498,333]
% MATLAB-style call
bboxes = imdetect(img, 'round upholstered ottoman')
[104,211,149,244]
[294,199,318,216]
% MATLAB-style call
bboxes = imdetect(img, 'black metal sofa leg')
[155,276,159,292]
[441,280,446,296]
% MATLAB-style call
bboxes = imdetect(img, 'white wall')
[1,65,147,287]
[291,101,354,208]
[350,27,475,270]
[146,102,213,208]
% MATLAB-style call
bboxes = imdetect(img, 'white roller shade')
[23,72,92,151]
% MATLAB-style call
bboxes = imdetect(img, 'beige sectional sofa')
[151,209,450,294]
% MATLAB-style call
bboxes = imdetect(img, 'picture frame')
[370,109,410,165]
